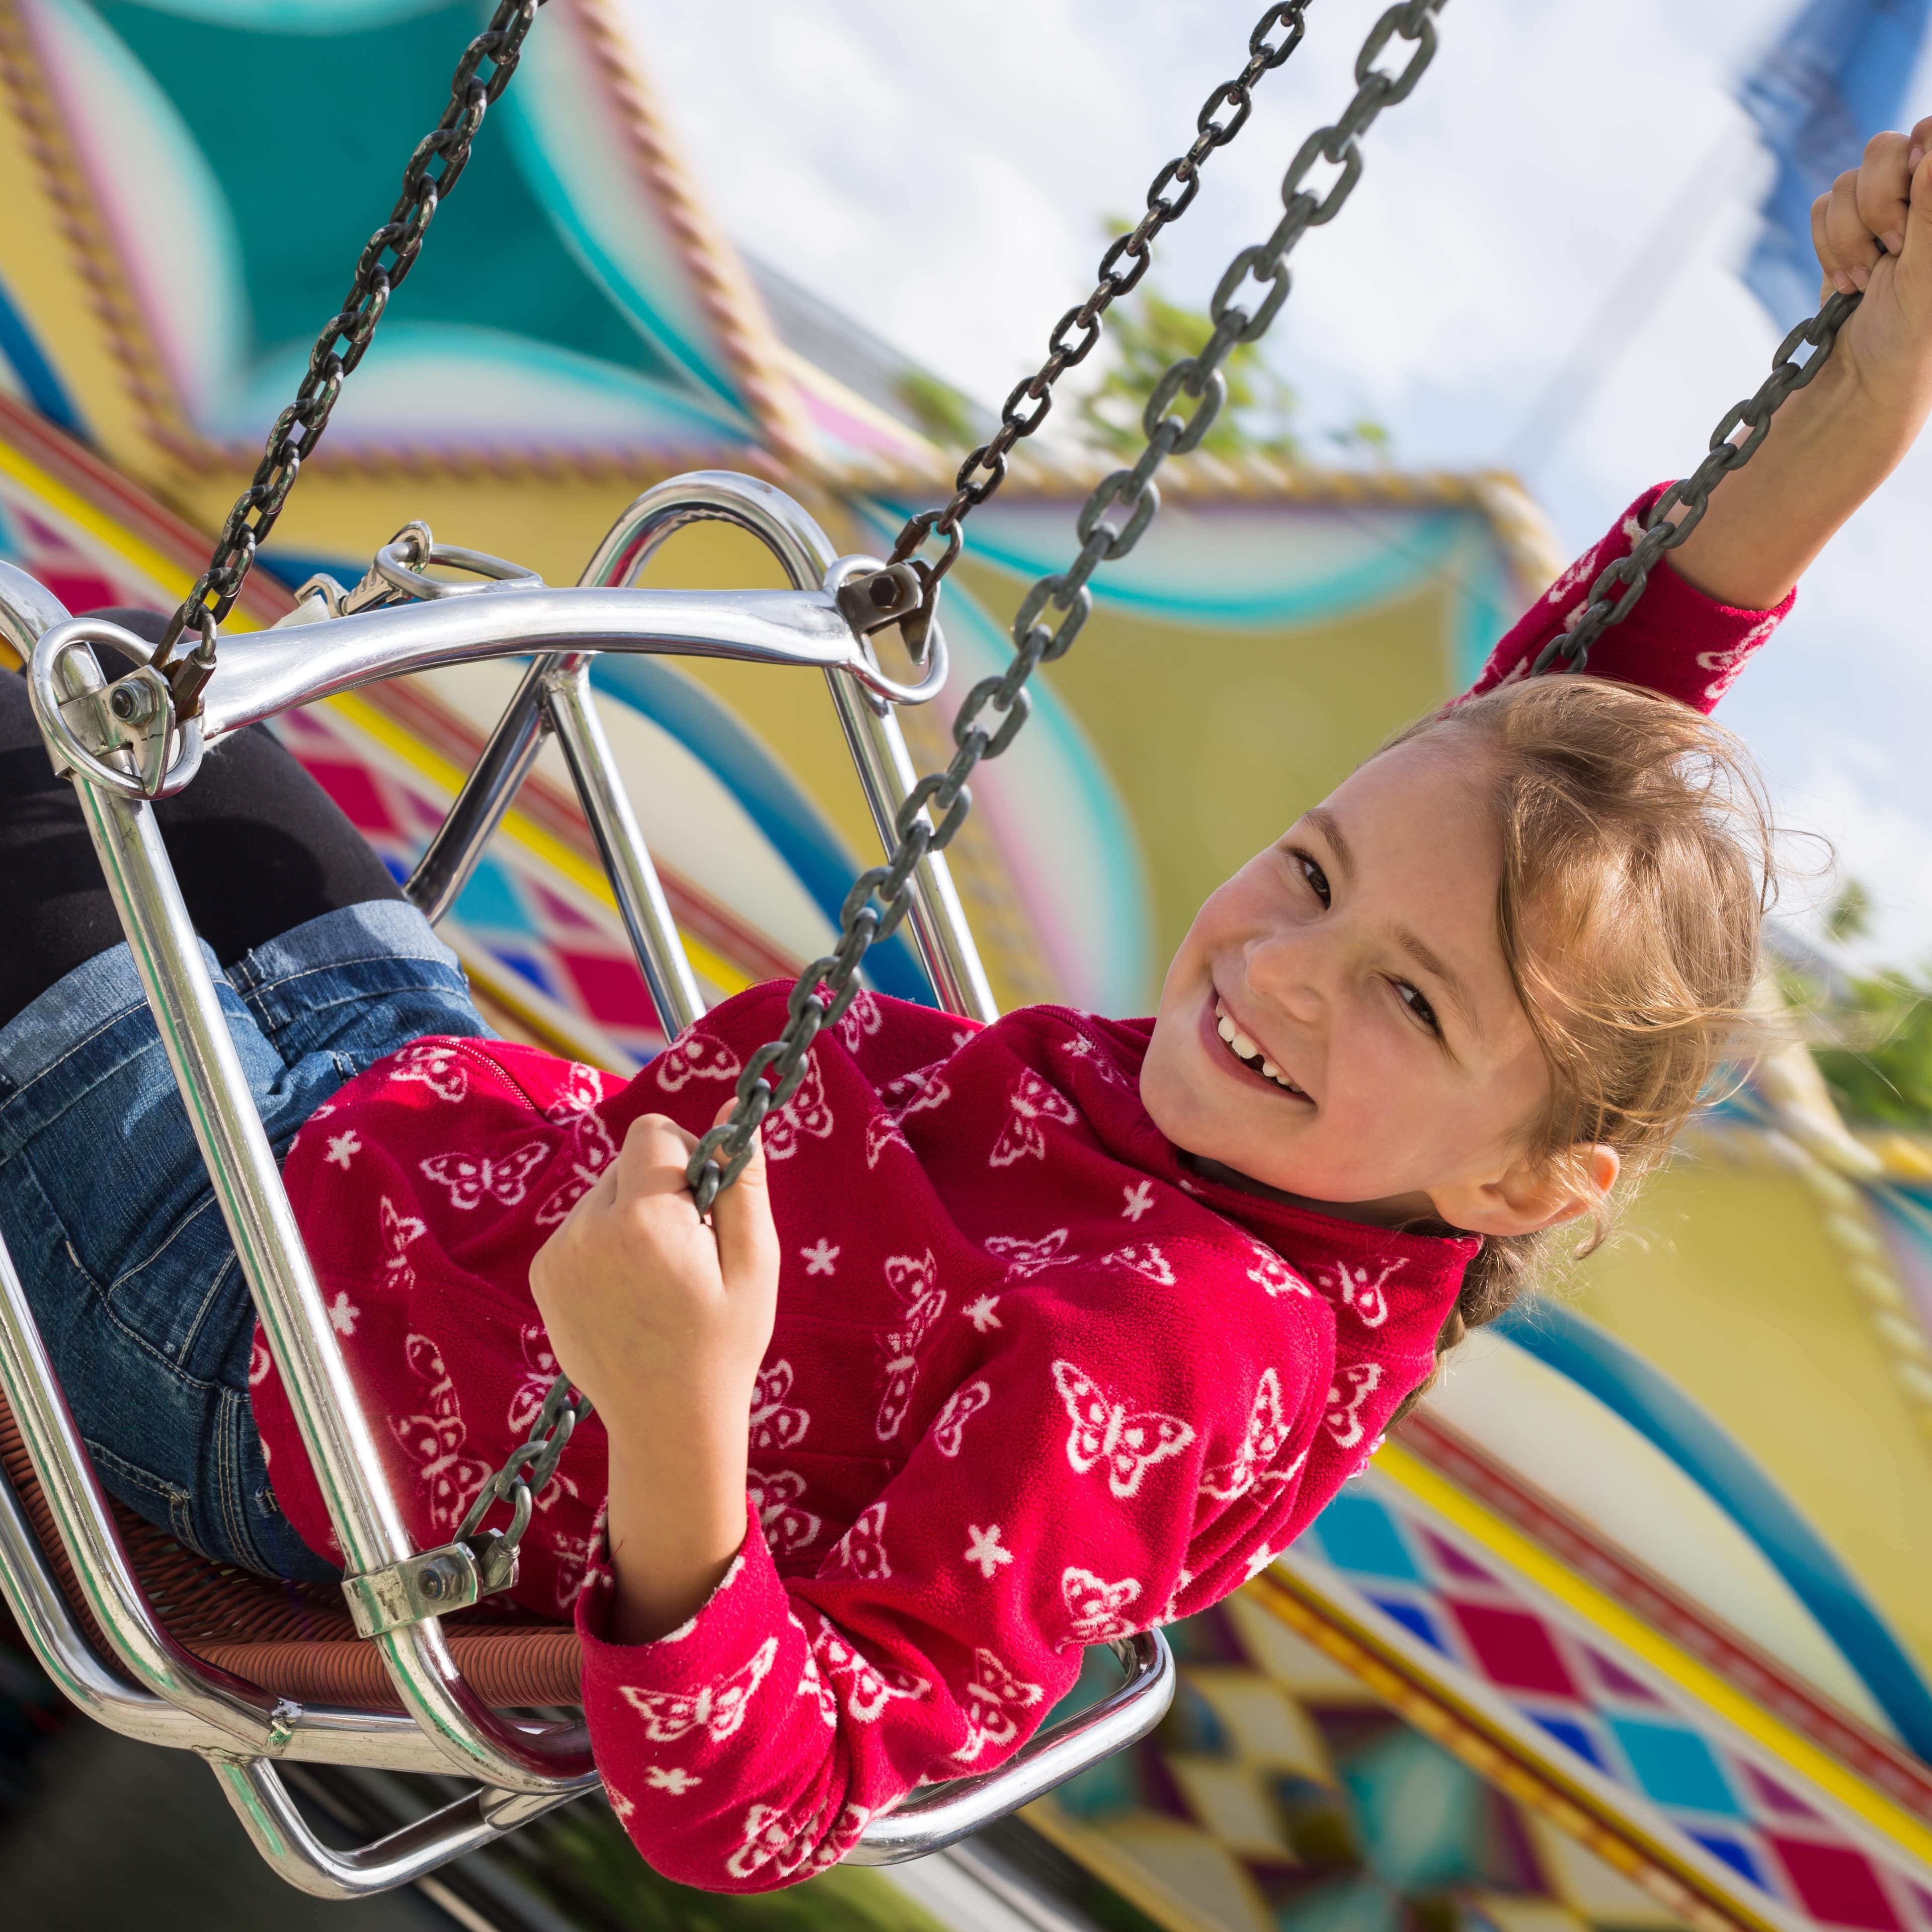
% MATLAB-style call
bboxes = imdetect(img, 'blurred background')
[2,3,1932,1930]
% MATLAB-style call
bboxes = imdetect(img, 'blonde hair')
[1385,675,1777,1416]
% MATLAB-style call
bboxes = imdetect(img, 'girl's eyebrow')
[1305,807,1353,877]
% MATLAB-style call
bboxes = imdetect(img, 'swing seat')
[0,1392,583,1712]
[0,472,1175,1900]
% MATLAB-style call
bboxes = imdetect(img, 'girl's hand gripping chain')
[531,1104,780,1644]
[1672,117,1932,610]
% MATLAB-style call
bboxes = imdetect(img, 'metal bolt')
[868,573,902,610]
[109,681,156,725]
[418,1568,446,1601]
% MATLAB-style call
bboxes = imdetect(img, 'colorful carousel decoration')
[1,7,1930,1931]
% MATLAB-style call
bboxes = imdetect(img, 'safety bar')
[849,1631,1175,1865]
[205,1756,576,1901]
[400,472,995,1023]
[11,585,599,1799]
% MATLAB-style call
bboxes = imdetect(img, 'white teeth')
[1214,999,1305,1096]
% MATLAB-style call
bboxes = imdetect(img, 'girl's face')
[1141,737,1561,1229]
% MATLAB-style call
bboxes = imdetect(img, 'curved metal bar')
[850,1630,1176,1865]
[372,530,543,603]
[578,471,948,706]
[6,578,598,1796]
[196,586,855,744]
[28,618,205,799]
[206,1756,578,1900]
[0,559,70,664]
[581,473,996,1020]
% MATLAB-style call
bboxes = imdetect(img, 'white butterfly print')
[507,1323,561,1435]
[865,1110,910,1170]
[1316,1256,1404,1329]
[1051,1360,1195,1498]
[533,1067,619,1226]
[793,1618,839,1728]
[726,1795,873,1883]
[930,1380,991,1458]
[837,988,884,1052]
[1061,1567,1143,1645]
[1697,611,1777,703]
[1200,1367,1306,1501]
[389,1333,492,1533]
[1102,1243,1176,1286]
[880,1061,951,1116]
[748,1468,821,1556]
[806,1611,929,1722]
[380,1196,426,1292]
[829,1501,891,1580]
[1058,1031,1124,1085]
[748,1359,810,1453]
[418,1141,549,1212]
[763,1052,835,1161]
[1325,1361,1384,1450]
[983,1228,1075,1280]
[989,1069,1077,1167]
[1245,1243,1311,1299]
[952,1647,1045,1762]
[390,1038,469,1103]
[549,1527,597,1613]
[876,1251,945,1441]
[616,1634,777,1743]
[249,1332,274,1389]
[654,1029,742,1093]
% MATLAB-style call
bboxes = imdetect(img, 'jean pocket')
[86,1436,197,1550]
[103,1193,243,1374]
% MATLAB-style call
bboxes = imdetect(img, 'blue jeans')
[0,901,490,1584]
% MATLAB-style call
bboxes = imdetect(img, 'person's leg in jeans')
[0,610,487,1577]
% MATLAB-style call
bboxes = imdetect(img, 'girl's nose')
[1249,931,1328,1026]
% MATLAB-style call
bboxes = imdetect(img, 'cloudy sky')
[621,0,1932,970]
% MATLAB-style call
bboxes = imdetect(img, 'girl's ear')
[1431,1143,1620,1238]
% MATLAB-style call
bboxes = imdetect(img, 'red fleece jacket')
[253,488,1787,1888]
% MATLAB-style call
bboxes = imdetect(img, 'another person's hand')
[531,1104,778,1642]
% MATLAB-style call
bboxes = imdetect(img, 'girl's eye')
[1397,981,1441,1036]
[1294,851,1331,908]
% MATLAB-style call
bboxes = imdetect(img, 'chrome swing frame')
[0,472,1173,1897]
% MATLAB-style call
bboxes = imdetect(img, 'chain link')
[882,0,1312,639]
[455,1374,592,1574]
[1533,288,1861,675]
[684,0,1449,1217]
[156,1,546,709]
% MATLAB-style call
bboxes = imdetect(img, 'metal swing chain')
[469,0,1446,1584]
[882,1,1311,652]
[154,1,547,710]
[680,0,1450,1225]
[1533,286,1862,675]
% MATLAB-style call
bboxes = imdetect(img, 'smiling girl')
[2,125,1931,1890]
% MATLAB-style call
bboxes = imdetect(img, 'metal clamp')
[339,1531,519,1640]
[322,522,546,618]
[28,617,205,800]
[824,554,950,706]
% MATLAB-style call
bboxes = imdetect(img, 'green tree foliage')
[1076,283,1305,462]
[1784,882,1932,1131]
[1813,965,1932,1131]
[896,369,981,451]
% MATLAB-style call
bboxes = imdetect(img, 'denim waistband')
[0,900,460,1150]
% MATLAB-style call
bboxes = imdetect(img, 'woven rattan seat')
[0,1395,582,1711]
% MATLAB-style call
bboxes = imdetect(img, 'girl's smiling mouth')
[1211,998,1312,1101]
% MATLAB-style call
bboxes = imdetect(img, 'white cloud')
[623,0,1932,964]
